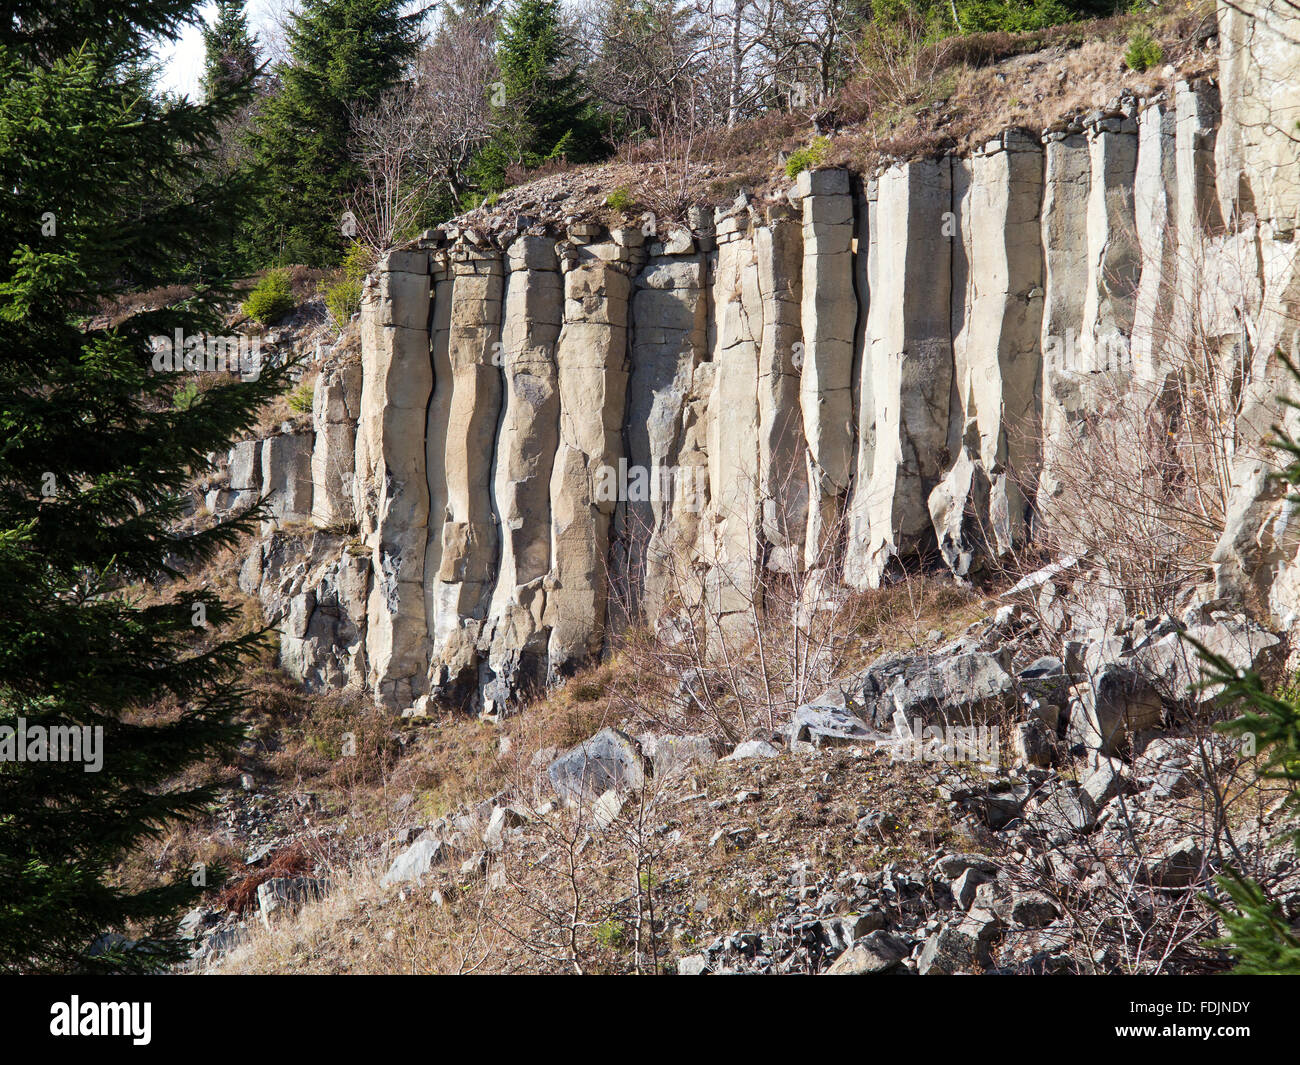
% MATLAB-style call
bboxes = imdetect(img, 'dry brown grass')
[604,570,987,745]
[138,544,995,974]
[453,6,1217,233]
[211,743,966,975]
[216,843,317,916]
[831,8,1217,167]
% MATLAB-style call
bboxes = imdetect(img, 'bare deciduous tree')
[346,15,498,249]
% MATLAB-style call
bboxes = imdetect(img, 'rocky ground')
[170,582,1298,975]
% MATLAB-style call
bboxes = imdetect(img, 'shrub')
[241,269,295,325]
[459,190,500,212]
[321,242,374,333]
[785,136,831,179]
[1123,29,1163,73]
[956,0,1078,34]
[172,380,201,410]
[604,185,635,212]
[287,379,314,414]
[594,919,626,950]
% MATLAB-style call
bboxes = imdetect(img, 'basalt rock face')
[1209,0,1300,623]
[236,8,1300,712]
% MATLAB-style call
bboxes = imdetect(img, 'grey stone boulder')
[204,487,235,516]
[786,700,877,747]
[935,852,999,880]
[1129,616,1279,703]
[483,805,528,851]
[1011,719,1056,767]
[178,906,217,941]
[1132,736,1235,798]
[257,876,326,926]
[1026,782,1097,841]
[1020,656,1064,679]
[548,728,645,803]
[723,739,781,760]
[1017,656,1076,722]
[380,838,447,886]
[677,954,710,975]
[639,733,717,776]
[855,811,902,838]
[951,867,991,910]
[967,783,1030,829]
[994,891,1060,929]
[1065,664,1163,753]
[1139,836,1205,888]
[846,907,888,938]
[918,910,1002,974]
[1081,758,1125,805]
[1084,634,1132,676]
[824,930,911,974]
[852,651,1016,729]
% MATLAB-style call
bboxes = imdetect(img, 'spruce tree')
[471,0,607,196]
[249,0,425,266]
[0,2,288,972]
[202,0,261,99]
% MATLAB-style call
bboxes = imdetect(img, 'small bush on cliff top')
[242,269,296,325]
[1123,29,1163,72]
[785,136,831,179]
[322,243,374,333]
[605,186,635,212]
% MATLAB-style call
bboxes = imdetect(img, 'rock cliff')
[231,0,1300,714]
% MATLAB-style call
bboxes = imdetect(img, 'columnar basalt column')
[1176,80,1224,244]
[931,132,1044,574]
[355,249,432,710]
[310,356,362,529]
[859,158,954,587]
[797,167,857,568]
[1215,0,1300,232]
[624,237,709,625]
[428,244,504,701]
[755,206,807,574]
[1036,131,1091,518]
[1079,115,1140,373]
[1215,240,1300,614]
[424,254,454,667]
[261,432,313,525]
[702,208,763,624]
[544,238,635,676]
[1168,80,1231,366]
[1131,98,1178,381]
[844,177,879,588]
[482,235,563,709]
[1207,2,1300,615]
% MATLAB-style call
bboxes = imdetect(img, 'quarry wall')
[233,1,1300,713]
